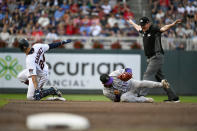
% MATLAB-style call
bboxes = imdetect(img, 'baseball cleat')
[161,79,170,89]
[46,97,66,101]
[145,97,154,103]
[164,97,180,103]
[50,87,62,97]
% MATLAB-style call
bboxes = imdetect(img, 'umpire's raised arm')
[127,18,142,31]
[160,19,182,32]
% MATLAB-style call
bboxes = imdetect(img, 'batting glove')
[34,89,41,100]
[62,39,72,44]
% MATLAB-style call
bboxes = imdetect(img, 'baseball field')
[0,94,197,131]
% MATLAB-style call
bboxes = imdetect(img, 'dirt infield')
[0,100,197,131]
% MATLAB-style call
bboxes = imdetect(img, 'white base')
[26,113,90,130]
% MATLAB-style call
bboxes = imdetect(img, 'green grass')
[0,94,26,100]
[0,94,110,101]
[149,95,197,103]
[0,94,110,107]
[63,94,110,101]
[0,94,197,107]
[0,100,8,107]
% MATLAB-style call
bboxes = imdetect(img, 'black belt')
[147,52,163,58]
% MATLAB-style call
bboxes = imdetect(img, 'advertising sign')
[0,53,141,90]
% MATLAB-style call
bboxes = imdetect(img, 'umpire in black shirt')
[127,17,181,102]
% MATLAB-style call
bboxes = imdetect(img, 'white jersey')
[103,69,163,102]
[26,44,49,77]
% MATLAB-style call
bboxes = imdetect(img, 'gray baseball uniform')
[103,69,163,102]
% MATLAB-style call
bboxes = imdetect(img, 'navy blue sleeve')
[48,42,62,49]
[48,39,72,49]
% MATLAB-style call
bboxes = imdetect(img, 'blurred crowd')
[0,0,137,48]
[0,0,196,50]
[150,0,197,50]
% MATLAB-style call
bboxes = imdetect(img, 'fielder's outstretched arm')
[103,89,121,102]
[127,18,142,31]
[160,19,182,32]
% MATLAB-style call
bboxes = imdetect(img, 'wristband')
[125,68,132,73]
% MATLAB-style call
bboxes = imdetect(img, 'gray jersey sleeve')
[109,69,125,77]
[103,88,116,101]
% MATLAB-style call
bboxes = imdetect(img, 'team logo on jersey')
[0,55,23,80]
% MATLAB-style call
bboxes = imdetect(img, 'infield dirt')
[0,100,197,131]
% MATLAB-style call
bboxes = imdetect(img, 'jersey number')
[39,60,44,70]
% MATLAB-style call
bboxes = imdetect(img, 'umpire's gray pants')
[137,53,177,100]
[138,53,164,96]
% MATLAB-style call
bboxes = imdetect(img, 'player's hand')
[34,89,41,100]
[62,39,72,44]
[118,72,132,81]
[114,90,120,95]
[173,19,182,25]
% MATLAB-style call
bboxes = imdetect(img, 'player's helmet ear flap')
[18,38,29,51]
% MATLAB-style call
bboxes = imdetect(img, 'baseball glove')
[118,72,132,81]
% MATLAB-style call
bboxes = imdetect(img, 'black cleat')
[50,87,62,97]
[164,96,180,103]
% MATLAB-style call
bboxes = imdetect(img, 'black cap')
[139,17,150,26]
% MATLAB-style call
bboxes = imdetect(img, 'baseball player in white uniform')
[17,38,72,100]
[100,68,170,102]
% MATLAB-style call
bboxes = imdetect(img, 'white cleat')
[145,97,154,103]
[46,97,66,101]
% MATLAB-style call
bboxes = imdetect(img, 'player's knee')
[17,73,27,83]
[120,96,128,102]
[120,93,136,102]
[120,94,129,102]
[17,73,23,81]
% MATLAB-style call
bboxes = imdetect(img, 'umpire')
[127,17,181,102]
